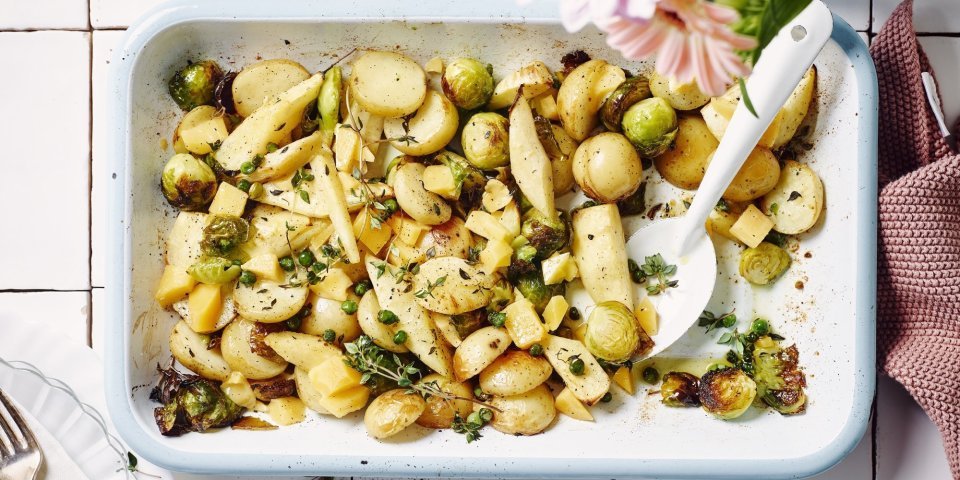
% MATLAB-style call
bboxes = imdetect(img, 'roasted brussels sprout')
[739,242,791,285]
[514,271,564,313]
[213,71,237,114]
[434,150,487,213]
[584,301,640,362]
[699,367,757,420]
[660,372,701,407]
[462,112,510,169]
[161,153,217,211]
[520,208,569,259]
[622,97,678,158]
[617,182,646,216]
[752,336,807,415]
[451,309,487,340]
[601,76,652,132]
[486,277,515,312]
[150,365,243,436]
[169,60,223,111]
[442,58,495,110]
[188,257,241,284]
[319,66,342,140]
[201,214,250,257]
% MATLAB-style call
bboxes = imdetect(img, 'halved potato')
[412,257,496,315]
[171,292,236,333]
[264,331,340,369]
[655,116,718,190]
[233,279,309,323]
[349,51,427,118]
[772,67,817,149]
[232,59,311,118]
[649,70,710,111]
[169,320,231,381]
[488,384,556,435]
[383,90,458,156]
[759,160,824,234]
[294,366,331,415]
[479,350,552,397]
[393,162,452,226]
[721,147,780,202]
[488,61,554,110]
[300,293,362,342]
[453,326,512,382]
[416,373,474,429]
[557,59,625,141]
[165,211,207,268]
[357,290,408,353]
[220,319,288,380]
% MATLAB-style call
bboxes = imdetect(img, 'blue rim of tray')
[105,1,878,477]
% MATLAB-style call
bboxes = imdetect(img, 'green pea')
[341,300,358,315]
[236,179,251,192]
[298,250,315,267]
[568,307,581,320]
[285,316,302,331]
[749,318,770,336]
[248,182,265,199]
[279,256,295,271]
[239,270,256,286]
[600,392,613,403]
[323,329,336,342]
[393,330,408,344]
[378,309,399,325]
[478,408,493,423]
[231,259,242,266]
[488,312,506,328]
[529,343,543,356]
[384,198,399,213]
[353,280,372,297]
[642,366,659,385]
[240,161,255,174]
[569,357,585,376]
[266,142,279,153]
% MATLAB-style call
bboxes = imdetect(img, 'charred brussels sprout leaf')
[617,182,647,216]
[161,153,218,211]
[462,112,510,170]
[150,365,243,436]
[169,60,223,111]
[752,336,807,415]
[601,75,652,132]
[486,277,515,313]
[622,97,678,158]
[699,367,756,420]
[661,372,701,407]
[201,214,250,257]
[435,151,487,214]
[520,208,569,259]
[584,301,641,362]
[188,256,241,284]
[451,310,487,339]
[213,71,237,114]
[739,242,791,285]
[514,271,564,313]
[442,58,495,110]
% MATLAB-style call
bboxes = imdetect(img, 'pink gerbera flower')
[556,0,756,96]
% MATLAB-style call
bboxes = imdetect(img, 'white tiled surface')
[0,0,89,29]
[0,31,90,290]
[4,0,960,479]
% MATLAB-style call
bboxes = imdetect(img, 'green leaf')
[752,0,813,64]
[738,78,758,118]
[127,452,138,471]
[718,332,733,344]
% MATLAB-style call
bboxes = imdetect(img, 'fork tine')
[0,389,37,451]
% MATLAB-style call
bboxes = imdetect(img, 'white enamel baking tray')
[105,1,878,477]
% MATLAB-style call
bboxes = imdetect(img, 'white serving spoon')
[626,1,834,359]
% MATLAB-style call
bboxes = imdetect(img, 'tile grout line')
[0,289,93,293]
[86,0,95,348]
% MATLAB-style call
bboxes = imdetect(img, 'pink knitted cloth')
[874,1,960,477]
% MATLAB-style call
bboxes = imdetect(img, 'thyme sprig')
[698,309,737,333]
[414,275,447,299]
[639,253,679,295]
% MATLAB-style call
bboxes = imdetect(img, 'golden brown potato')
[364,389,427,439]
[655,116,719,190]
[488,384,557,435]
[416,373,474,429]
[721,147,780,202]
[479,350,553,397]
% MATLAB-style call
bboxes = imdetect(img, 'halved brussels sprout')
[699,367,756,420]
[151,365,244,436]
[752,336,807,415]
[161,153,217,211]
[169,60,223,111]
[601,76,651,132]
[188,257,241,284]
[520,208,569,260]
[739,242,791,285]
[442,58,495,110]
[583,301,640,362]
[622,97,678,158]
[200,214,250,257]
[462,112,510,170]
[661,371,701,407]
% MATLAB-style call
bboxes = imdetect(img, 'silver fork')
[0,389,42,480]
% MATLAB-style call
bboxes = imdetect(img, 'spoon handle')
[678,0,834,255]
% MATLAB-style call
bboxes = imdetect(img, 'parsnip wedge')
[217,73,324,171]
[509,96,555,219]
[571,204,633,307]
[540,334,610,405]
[311,149,360,264]
[244,131,324,183]
[365,256,453,377]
